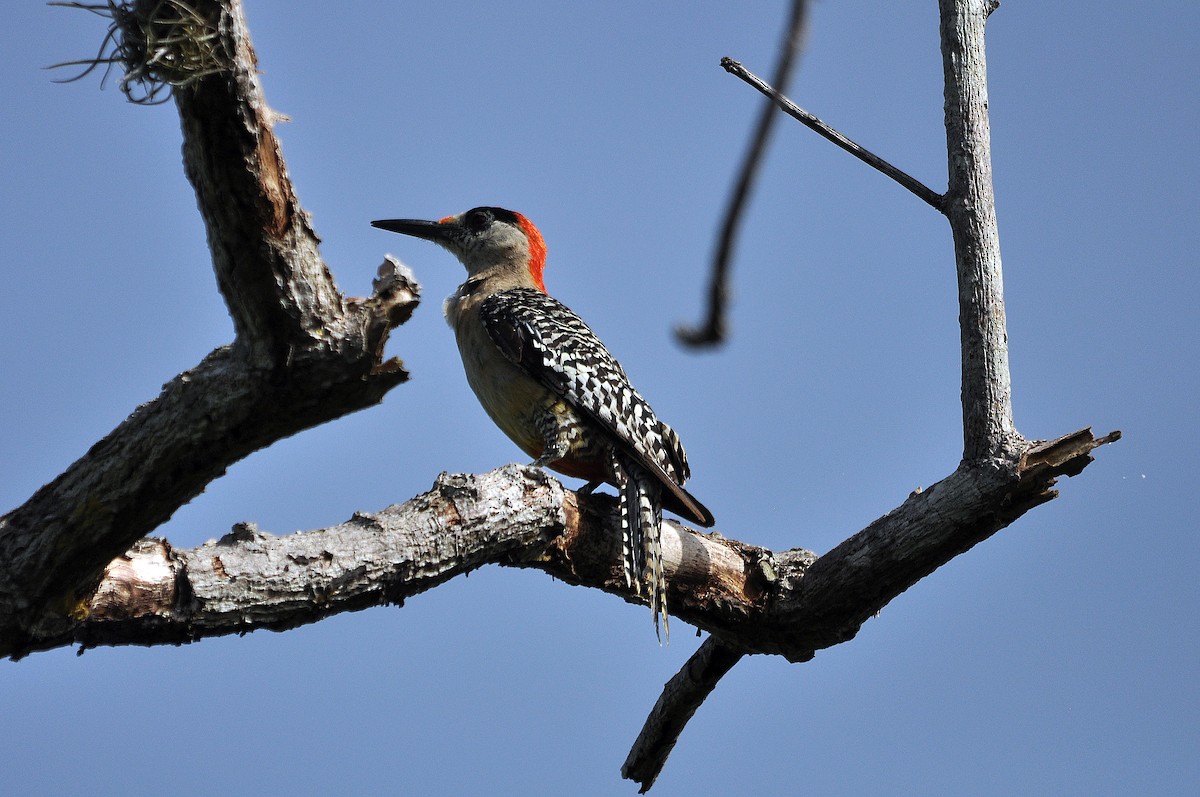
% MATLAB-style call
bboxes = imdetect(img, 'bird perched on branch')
[373,207,713,638]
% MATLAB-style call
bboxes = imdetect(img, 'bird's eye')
[465,209,492,230]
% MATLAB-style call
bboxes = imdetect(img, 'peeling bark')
[16,428,1116,660]
[0,0,419,654]
[4,2,1120,794]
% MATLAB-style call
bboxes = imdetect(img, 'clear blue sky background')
[2,2,1196,794]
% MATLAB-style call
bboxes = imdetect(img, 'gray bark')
[2,1,1119,793]
[940,0,1018,460]
[0,0,418,655]
[623,0,1116,789]
[21,430,1114,662]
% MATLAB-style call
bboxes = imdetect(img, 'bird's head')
[372,206,547,292]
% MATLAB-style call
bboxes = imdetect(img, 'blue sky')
[2,2,1196,794]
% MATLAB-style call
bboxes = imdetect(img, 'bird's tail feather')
[638,483,667,643]
[613,456,638,593]
[613,453,668,642]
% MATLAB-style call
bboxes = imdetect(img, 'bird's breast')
[452,303,549,454]
[450,301,610,481]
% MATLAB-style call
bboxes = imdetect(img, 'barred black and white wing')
[478,288,712,527]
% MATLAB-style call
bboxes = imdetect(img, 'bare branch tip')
[372,255,421,302]
[673,322,725,349]
[369,357,409,381]
[351,255,421,331]
[374,254,417,286]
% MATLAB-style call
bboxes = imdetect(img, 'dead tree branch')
[677,0,810,347]
[12,430,1116,663]
[720,57,945,211]
[619,428,1118,790]
[623,1,1118,788]
[622,636,747,791]
[939,0,1017,459]
[16,465,789,656]
[4,2,1120,794]
[0,0,418,655]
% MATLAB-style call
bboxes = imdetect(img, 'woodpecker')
[372,207,714,638]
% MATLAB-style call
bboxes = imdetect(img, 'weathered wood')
[4,3,1121,793]
[18,428,1117,659]
[940,0,1018,459]
[622,636,747,792]
[19,466,784,655]
[63,467,567,652]
[0,0,419,656]
[623,1,1118,786]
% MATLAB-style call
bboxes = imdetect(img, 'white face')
[439,208,532,277]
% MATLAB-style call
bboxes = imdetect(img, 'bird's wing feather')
[480,288,713,527]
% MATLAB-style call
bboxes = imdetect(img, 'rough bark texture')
[622,637,747,792]
[15,466,788,655]
[940,0,1017,459]
[172,0,340,354]
[0,0,418,656]
[621,429,1117,789]
[622,1,1118,789]
[17,428,1116,660]
[67,467,568,651]
[2,1,1120,793]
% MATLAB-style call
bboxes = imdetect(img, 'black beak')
[371,217,458,244]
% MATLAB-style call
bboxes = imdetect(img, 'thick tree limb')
[16,465,789,655]
[7,3,1121,794]
[58,467,572,653]
[619,428,1118,790]
[172,0,342,353]
[17,429,1118,664]
[10,429,1118,794]
[0,0,419,655]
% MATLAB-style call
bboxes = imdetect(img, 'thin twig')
[677,0,810,348]
[722,57,945,211]
[622,638,749,792]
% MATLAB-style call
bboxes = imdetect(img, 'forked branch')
[4,3,1120,795]
[13,430,1117,664]
[623,0,1116,788]
[720,57,945,211]
[0,0,418,655]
